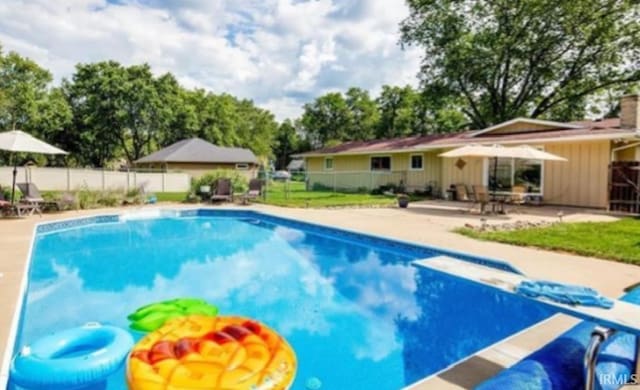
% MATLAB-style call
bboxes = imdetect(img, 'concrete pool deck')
[1,203,639,388]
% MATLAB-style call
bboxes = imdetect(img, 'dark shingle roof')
[135,138,258,164]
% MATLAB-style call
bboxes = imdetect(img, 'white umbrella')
[439,144,567,161]
[0,130,68,203]
[439,144,567,195]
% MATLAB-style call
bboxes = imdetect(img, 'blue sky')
[0,0,421,120]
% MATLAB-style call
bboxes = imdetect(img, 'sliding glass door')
[487,158,543,194]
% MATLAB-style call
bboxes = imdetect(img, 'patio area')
[0,203,638,388]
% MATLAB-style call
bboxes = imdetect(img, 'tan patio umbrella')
[0,130,67,204]
[439,144,567,195]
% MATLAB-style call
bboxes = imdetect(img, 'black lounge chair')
[241,179,263,204]
[210,178,234,203]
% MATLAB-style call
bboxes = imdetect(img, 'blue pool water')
[10,211,554,389]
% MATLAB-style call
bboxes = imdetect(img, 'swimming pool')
[5,209,555,389]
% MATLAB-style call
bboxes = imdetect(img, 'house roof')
[469,117,583,137]
[295,117,637,157]
[287,159,305,170]
[135,138,258,164]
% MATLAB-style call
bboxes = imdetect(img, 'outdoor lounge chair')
[241,179,263,204]
[0,186,40,217]
[210,178,234,202]
[16,182,67,212]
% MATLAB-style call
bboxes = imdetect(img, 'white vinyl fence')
[0,167,190,193]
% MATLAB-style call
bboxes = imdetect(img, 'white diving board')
[413,256,640,336]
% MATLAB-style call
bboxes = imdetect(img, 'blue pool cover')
[477,287,640,390]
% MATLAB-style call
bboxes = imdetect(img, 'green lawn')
[456,218,640,264]
[154,192,188,202]
[255,181,400,208]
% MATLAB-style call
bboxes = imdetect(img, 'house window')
[324,157,334,170]
[410,154,423,170]
[235,163,249,170]
[487,157,542,194]
[371,156,391,171]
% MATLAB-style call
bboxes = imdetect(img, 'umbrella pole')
[10,154,17,204]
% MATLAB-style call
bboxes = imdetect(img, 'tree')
[376,85,418,138]
[63,61,126,166]
[0,50,53,130]
[300,93,351,147]
[28,87,73,166]
[273,119,300,170]
[345,87,378,140]
[64,62,184,165]
[401,0,640,128]
[411,87,467,134]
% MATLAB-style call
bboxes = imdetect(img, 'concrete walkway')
[1,203,638,388]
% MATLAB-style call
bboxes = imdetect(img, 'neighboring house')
[286,158,305,172]
[135,137,259,179]
[295,95,640,209]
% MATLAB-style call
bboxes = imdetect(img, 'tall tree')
[345,87,378,140]
[401,0,640,128]
[300,92,351,147]
[63,61,126,166]
[273,119,300,170]
[0,50,52,130]
[376,85,418,138]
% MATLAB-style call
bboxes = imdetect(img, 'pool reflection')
[17,217,554,390]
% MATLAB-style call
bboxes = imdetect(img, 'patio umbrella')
[439,144,567,195]
[0,130,67,204]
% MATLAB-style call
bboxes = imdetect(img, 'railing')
[0,166,190,192]
[305,170,441,194]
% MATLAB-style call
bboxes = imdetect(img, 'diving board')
[413,256,640,336]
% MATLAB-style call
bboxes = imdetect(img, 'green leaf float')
[127,298,219,332]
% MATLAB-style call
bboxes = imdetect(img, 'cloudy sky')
[0,0,422,120]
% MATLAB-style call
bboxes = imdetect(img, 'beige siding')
[614,146,638,161]
[440,155,485,192]
[543,141,610,208]
[306,140,612,208]
[306,157,324,171]
[304,152,441,191]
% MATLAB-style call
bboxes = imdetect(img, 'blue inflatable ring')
[10,322,134,389]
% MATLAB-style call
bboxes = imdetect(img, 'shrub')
[311,182,332,191]
[124,187,144,205]
[191,169,249,194]
[97,190,122,207]
[77,185,100,209]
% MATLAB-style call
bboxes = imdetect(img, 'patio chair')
[507,185,527,213]
[16,182,67,212]
[471,185,491,213]
[210,178,234,203]
[0,186,40,217]
[454,184,470,201]
[241,179,263,204]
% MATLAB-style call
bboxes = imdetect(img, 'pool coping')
[1,207,543,389]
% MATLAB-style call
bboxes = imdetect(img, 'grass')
[154,192,187,202]
[255,181,402,208]
[456,218,640,264]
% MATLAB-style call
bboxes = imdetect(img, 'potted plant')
[397,194,410,208]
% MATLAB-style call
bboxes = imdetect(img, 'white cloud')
[0,0,421,120]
